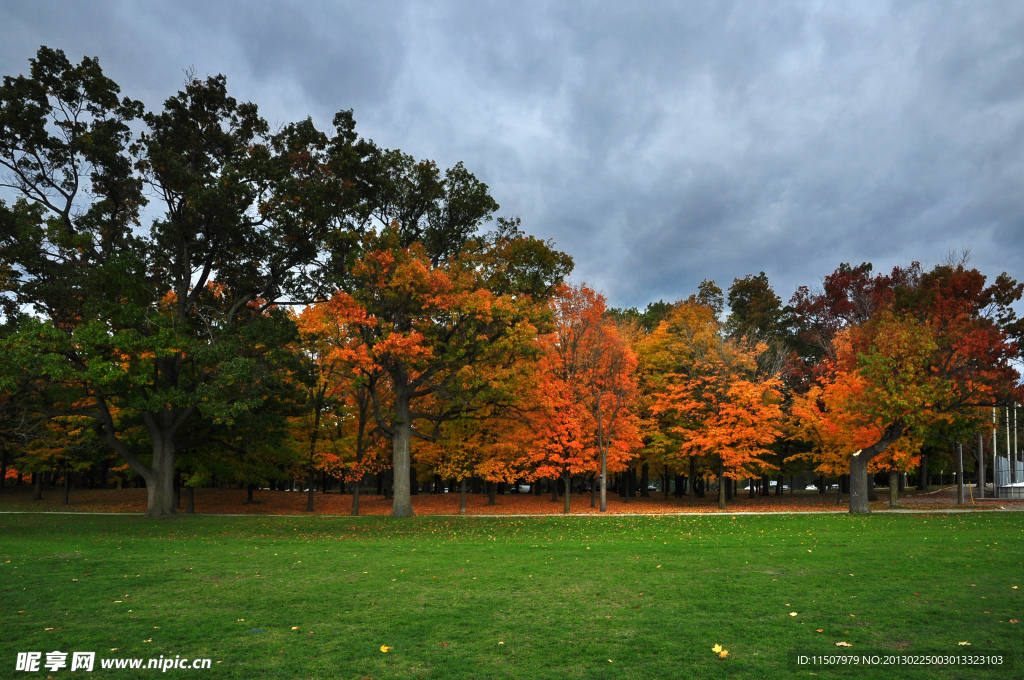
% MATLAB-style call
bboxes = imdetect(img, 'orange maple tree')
[644,301,784,509]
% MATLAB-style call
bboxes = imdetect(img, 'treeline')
[0,48,1021,517]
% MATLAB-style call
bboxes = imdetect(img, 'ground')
[1,485,1019,516]
[2,511,1021,679]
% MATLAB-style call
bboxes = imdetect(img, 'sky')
[2,0,1023,310]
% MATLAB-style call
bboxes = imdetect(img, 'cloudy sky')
[3,1,1023,309]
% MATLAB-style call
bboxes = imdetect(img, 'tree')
[329,220,571,517]
[644,302,784,509]
[793,262,1023,513]
[0,48,367,515]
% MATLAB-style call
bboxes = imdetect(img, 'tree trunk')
[306,469,315,512]
[351,479,361,516]
[867,474,878,501]
[759,474,770,497]
[459,477,467,514]
[623,468,631,504]
[63,471,70,505]
[888,470,898,508]
[551,475,559,502]
[488,480,497,506]
[0,447,5,494]
[774,474,783,496]
[975,432,985,499]
[186,486,195,514]
[32,472,42,500]
[640,463,650,497]
[684,461,692,506]
[563,469,571,514]
[247,484,255,504]
[956,442,965,505]
[717,462,726,510]
[389,383,415,517]
[591,474,597,508]
[818,473,826,494]
[849,453,871,514]
[599,444,609,512]
[663,466,670,501]
[917,453,929,491]
[748,477,755,499]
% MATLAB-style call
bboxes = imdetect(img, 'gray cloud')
[3,0,1023,308]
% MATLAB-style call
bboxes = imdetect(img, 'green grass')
[1,512,1021,679]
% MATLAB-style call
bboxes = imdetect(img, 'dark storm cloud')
[3,1,1023,308]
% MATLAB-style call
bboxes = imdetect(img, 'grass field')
[2,512,1021,679]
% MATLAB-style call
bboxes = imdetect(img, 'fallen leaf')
[380,645,391,653]
[237,619,244,622]
[835,642,852,648]
[958,642,970,646]
[1010,619,1019,624]
[498,642,504,645]
[291,626,299,630]
[712,644,723,653]
[790,612,798,617]
[44,627,54,631]
[719,650,729,658]
[816,629,824,633]
[144,639,152,643]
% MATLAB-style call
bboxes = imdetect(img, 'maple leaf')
[380,645,392,653]
[719,650,729,658]
[712,644,723,653]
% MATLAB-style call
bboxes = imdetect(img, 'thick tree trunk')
[488,480,497,506]
[640,463,650,497]
[186,486,195,514]
[351,479,361,516]
[888,470,898,508]
[63,471,69,505]
[749,477,755,499]
[759,474,770,497]
[591,474,597,508]
[917,453,929,491]
[849,424,904,514]
[389,384,415,517]
[818,473,826,494]
[563,469,571,514]
[306,470,315,512]
[459,477,467,514]
[32,472,42,500]
[849,453,872,514]
[774,474,784,496]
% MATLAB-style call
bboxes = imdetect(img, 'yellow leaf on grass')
[712,644,723,653]
[719,650,729,658]
[835,642,852,648]
[380,645,392,653]
[959,642,970,646]
[790,612,798,617]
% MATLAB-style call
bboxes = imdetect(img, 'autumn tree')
[644,302,784,509]
[793,262,1023,514]
[0,48,376,515]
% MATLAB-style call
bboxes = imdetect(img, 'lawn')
[1,512,1021,679]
